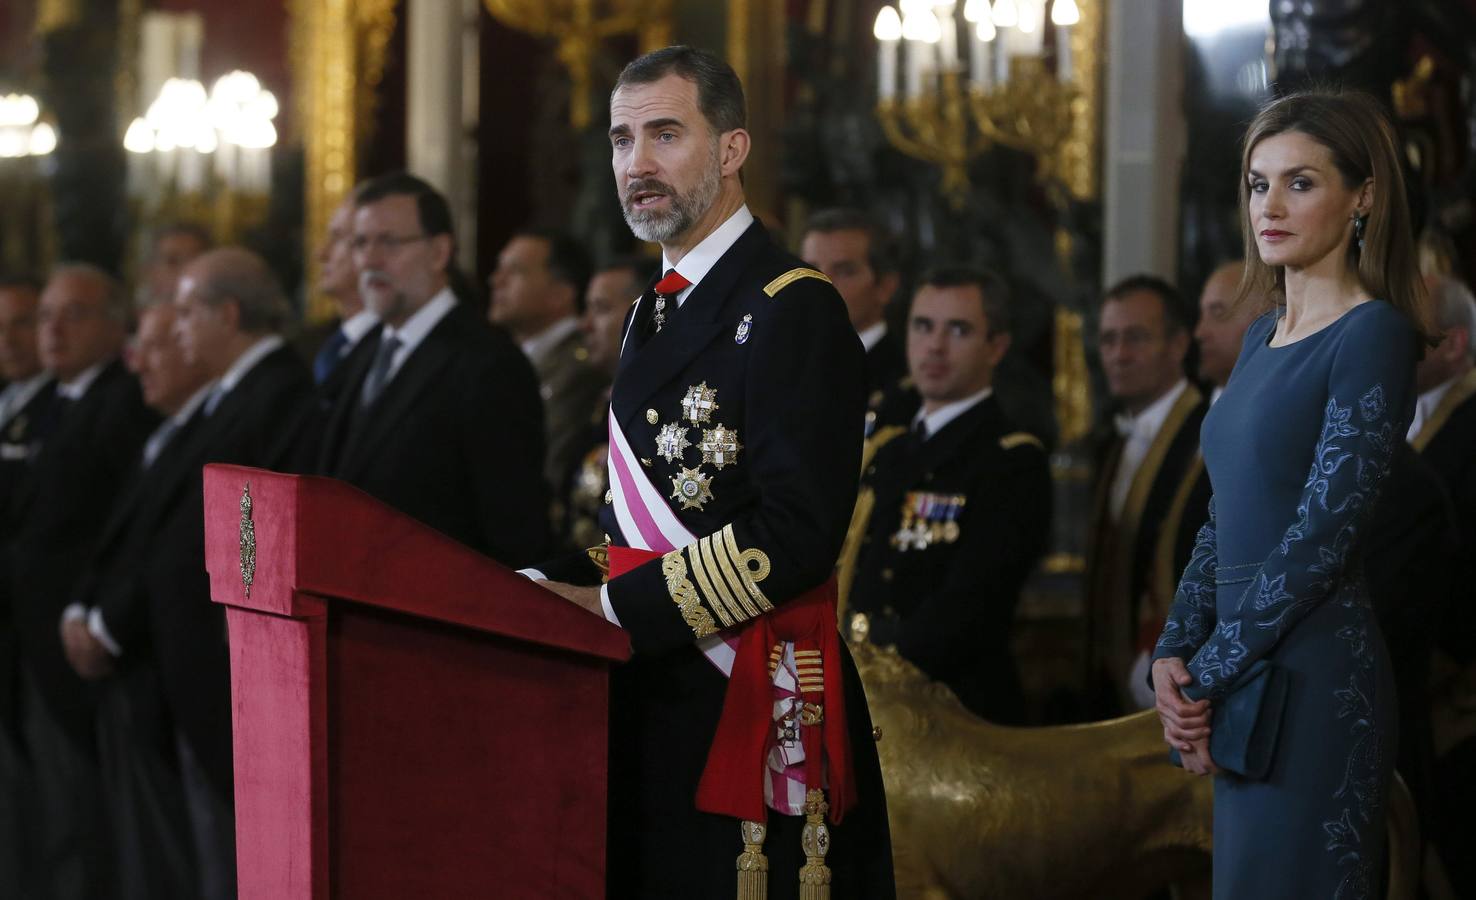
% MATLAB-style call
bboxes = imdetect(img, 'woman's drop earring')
[1353,212,1367,250]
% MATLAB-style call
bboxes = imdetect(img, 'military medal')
[652,296,667,332]
[655,422,692,463]
[670,466,714,510]
[681,382,719,425]
[699,424,742,469]
[735,313,752,344]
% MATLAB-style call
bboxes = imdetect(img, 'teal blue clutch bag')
[1168,660,1289,780]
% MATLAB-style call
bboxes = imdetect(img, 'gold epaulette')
[763,267,831,297]
[999,432,1044,452]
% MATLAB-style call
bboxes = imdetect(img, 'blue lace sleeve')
[1152,494,1217,663]
[1182,308,1416,703]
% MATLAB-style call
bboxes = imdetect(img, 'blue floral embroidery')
[1325,582,1384,899]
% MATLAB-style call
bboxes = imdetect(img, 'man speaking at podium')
[530,46,895,899]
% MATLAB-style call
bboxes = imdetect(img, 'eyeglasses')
[351,233,429,255]
[38,306,109,326]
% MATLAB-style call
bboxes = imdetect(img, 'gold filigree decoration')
[798,789,832,897]
[699,424,742,469]
[661,550,716,638]
[239,482,257,598]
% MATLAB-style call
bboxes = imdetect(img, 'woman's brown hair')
[1236,89,1434,343]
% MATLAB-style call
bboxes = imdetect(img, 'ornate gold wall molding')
[292,0,397,323]
[1059,0,1102,201]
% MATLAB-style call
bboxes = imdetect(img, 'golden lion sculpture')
[849,641,1420,900]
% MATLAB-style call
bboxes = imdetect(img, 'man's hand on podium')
[541,581,605,617]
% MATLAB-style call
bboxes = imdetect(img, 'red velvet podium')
[203,465,630,899]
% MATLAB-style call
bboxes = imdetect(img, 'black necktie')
[360,335,403,408]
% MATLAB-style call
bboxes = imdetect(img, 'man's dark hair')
[1102,273,1188,335]
[802,208,899,278]
[354,171,456,241]
[613,46,746,134]
[0,273,43,295]
[514,228,593,308]
[150,221,214,254]
[596,254,657,289]
[915,265,1012,337]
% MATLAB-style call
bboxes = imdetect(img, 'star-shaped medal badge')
[655,422,692,463]
[699,424,742,469]
[670,466,714,510]
[681,382,719,425]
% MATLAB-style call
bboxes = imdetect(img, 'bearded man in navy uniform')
[529,46,895,900]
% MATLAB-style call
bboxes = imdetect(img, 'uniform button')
[603,490,612,504]
[646,409,658,424]
[641,457,653,467]
[881,569,893,582]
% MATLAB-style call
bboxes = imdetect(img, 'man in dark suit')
[303,195,378,385]
[0,274,53,897]
[844,267,1051,724]
[1402,275,1476,894]
[140,221,212,307]
[8,264,157,900]
[316,172,550,566]
[59,298,215,899]
[800,208,904,413]
[134,246,313,899]
[532,46,893,898]
[489,228,608,496]
[1084,274,1208,716]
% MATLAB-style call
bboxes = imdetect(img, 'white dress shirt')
[55,360,108,401]
[660,206,756,308]
[375,288,458,386]
[1407,373,1461,442]
[1109,378,1189,521]
[857,322,888,354]
[0,372,51,430]
[520,316,581,368]
[912,387,993,440]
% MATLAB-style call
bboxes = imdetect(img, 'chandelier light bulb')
[874,6,904,41]
[900,0,932,17]
[1051,0,1080,26]
[977,17,998,41]
[991,0,1019,28]
[1018,0,1039,33]
[124,118,155,154]
[28,122,56,156]
[963,0,988,22]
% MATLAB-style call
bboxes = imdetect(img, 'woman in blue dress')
[1151,90,1434,898]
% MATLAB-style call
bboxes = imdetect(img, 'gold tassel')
[736,819,769,900]
[798,789,832,899]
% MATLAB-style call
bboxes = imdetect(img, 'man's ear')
[429,233,455,275]
[988,331,1012,365]
[719,129,751,177]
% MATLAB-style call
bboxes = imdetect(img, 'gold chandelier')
[482,0,673,129]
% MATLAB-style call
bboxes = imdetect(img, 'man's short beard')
[621,146,723,244]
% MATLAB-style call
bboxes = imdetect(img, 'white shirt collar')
[519,316,581,364]
[217,335,286,397]
[913,387,993,439]
[1113,378,1189,439]
[341,309,380,345]
[379,287,458,378]
[1407,372,1463,442]
[660,206,755,307]
[55,360,109,401]
[172,379,216,426]
[858,321,888,353]
[0,372,52,425]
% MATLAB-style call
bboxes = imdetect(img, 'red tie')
[654,269,691,296]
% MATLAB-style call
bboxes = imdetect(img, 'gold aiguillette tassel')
[737,819,769,900]
[798,789,831,899]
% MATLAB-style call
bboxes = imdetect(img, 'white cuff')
[87,609,123,658]
[516,568,548,581]
[599,584,621,627]
[62,603,87,624]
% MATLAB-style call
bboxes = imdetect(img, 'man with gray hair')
[7,262,157,900]
[161,246,313,899]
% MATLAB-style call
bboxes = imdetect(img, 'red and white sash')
[606,406,810,815]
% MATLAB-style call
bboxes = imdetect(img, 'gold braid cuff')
[662,550,717,638]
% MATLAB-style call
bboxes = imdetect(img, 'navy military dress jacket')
[537,219,894,899]
[848,394,1051,724]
